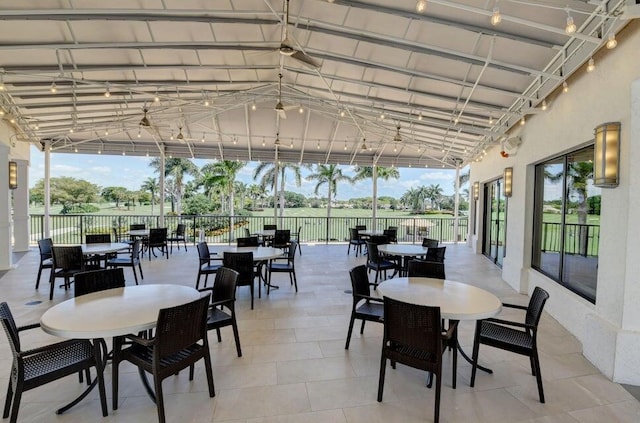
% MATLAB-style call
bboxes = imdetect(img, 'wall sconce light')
[594,122,621,187]
[8,161,17,189]
[503,167,513,197]
[473,181,480,201]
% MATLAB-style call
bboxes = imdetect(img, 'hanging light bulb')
[343,141,347,150]
[262,137,266,147]
[69,127,74,133]
[606,33,617,49]
[340,109,345,118]
[299,105,304,114]
[98,149,102,155]
[122,150,126,156]
[541,100,548,111]
[520,116,526,126]
[489,115,494,125]
[251,102,256,111]
[565,11,577,35]
[74,147,78,153]
[0,74,5,91]
[104,82,111,98]
[104,128,109,136]
[145,151,149,157]
[379,109,385,120]
[317,141,320,150]
[154,92,160,102]
[563,81,569,93]
[491,5,502,26]
[586,57,595,72]
[417,112,423,121]
[204,99,210,107]
[415,0,427,13]
[233,136,237,145]
[50,81,58,94]
[290,139,294,148]
[137,128,141,138]
[201,133,206,143]
[170,130,174,141]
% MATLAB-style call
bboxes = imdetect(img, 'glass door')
[482,178,507,267]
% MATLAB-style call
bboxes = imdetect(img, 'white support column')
[44,141,51,238]
[12,159,29,252]
[159,152,165,227]
[0,144,12,270]
[372,165,378,229]
[453,165,461,244]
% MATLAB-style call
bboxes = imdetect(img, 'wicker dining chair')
[198,267,242,357]
[471,286,550,403]
[425,246,446,263]
[267,241,298,294]
[195,242,221,289]
[347,228,366,257]
[35,238,53,289]
[223,252,256,309]
[106,239,144,285]
[291,226,302,255]
[74,268,126,297]
[112,295,214,423]
[345,265,384,350]
[422,238,440,248]
[236,236,259,247]
[50,246,99,300]
[377,297,457,423]
[407,259,446,279]
[0,302,107,423]
[365,242,399,286]
[85,233,112,267]
[145,228,169,260]
[167,223,188,253]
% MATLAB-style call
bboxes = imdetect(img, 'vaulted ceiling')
[0,0,631,168]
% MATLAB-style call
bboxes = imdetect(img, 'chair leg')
[216,328,222,343]
[36,265,43,289]
[434,368,442,423]
[49,273,55,301]
[196,274,201,290]
[345,313,356,350]
[359,319,366,335]
[377,355,387,402]
[532,349,545,403]
[153,376,166,423]
[250,284,254,310]
[112,338,121,410]
[138,263,144,280]
[470,321,482,387]
[203,352,216,398]
[189,363,194,381]
[132,267,139,285]
[3,379,12,418]
[231,318,242,357]
[292,271,298,292]
[9,387,21,423]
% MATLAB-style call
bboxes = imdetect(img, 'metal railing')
[540,222,600,257]
[29,214,468,245]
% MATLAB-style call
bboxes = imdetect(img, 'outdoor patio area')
[1,242,638,422]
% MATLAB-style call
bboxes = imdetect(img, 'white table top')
[212,246,284,261]
[81,242,130,255]
[358,230,385,237]
[377,244,429,257]
[377,277,502,321]
[253,229,276,237]
[127,229,150,237]
[40,284,200,339]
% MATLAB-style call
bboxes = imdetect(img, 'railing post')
[325,217,330,245]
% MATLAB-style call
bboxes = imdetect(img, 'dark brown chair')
[425,246,446,263]
[347,228,366,257]
[112,295,214,423]
[377,297,457,423]
[146,228,169,261]
[365,242,399,286]
[263,224,277,231]
[471,287,550,403]
[195,242,221,289]
[407,259,446,279]
[198,267,242,357]
[50,246,99,300]
[422,238,439,248]
[237,236,259,247]
[383,228,397,243]
[167,223,188,253]
[0,302,107,423]
[291,226,302,255]
[106,239,144,285]
[74,268,126,297]
[267,241,298,294]
[85,233,112,267]
[223,252,257,309]
[345,265,383,350]
[36,238,53,289]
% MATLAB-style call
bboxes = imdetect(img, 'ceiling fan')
[278,0,320,69]
[275,73,299,119]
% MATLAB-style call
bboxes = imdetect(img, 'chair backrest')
[74,268,126,297]
[286,241,297,262]
[383,229,397,243]
[243,227,251,238]
[154,295,210,360]
[237,236,259,247]
[273,229,291,247]
[263,224,277,230]
[526,287,550,328]
[197,242,210,264]
[175,223,186,236]
[223,252,254,286]
[383,296,442,361]
[86,233,111,244]
[407,259,446,279]
[130,223,146,231]
[425,246,446,262]
[148,228,167,244]
[366,242,383,264]
[422,238,439,248]
[349,265,372,298]
[112,227,120,241]
[212,267,239,304]
[0,302,21,354]
[294,226,302,241]
[131,238,142,261]
[388,226,398,231]
[369,235,388,245]
[52,246,84,270]
[355,225,367,231]
[349,228,360,241]
[38,238,53,259]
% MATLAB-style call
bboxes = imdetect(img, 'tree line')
[29,159,469,215]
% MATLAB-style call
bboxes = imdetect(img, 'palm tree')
[149,157,199,215]
[306,164,353,219]
[140,177,158,215]
[201,160,245,238]
[248,184,267,210]
[253,162,306,218]
[401,187,421,212]
[425,184,444,210]
[353,165,400,206]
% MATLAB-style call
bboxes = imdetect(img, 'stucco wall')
[469,21,640,383]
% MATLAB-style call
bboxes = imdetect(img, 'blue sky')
[29,146,462,200]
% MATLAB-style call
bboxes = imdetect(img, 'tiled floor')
[1,243,639,422]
